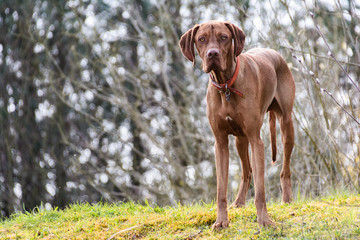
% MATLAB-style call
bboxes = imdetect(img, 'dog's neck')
[210,57,238,85]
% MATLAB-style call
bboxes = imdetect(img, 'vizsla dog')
[179,21,295,230]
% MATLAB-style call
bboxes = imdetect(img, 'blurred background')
[0,0,359,218]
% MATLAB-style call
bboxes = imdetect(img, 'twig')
[107,225,142,240]
[279,45,360,67]
[304,2,360,93]
[107,218,165,240]
[289,48,360,125]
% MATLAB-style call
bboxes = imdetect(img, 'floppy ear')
[224,22,246,57]
[179,24,200,65]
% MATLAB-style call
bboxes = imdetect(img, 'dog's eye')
[221,35,228,41]
[199,37,206,42]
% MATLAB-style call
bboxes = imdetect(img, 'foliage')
[0,193,359,239]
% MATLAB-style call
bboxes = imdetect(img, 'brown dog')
[179,21,295,230]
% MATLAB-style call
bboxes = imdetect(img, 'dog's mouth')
[204,58,223,73]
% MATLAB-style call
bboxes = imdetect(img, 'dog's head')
[179,20,245,73]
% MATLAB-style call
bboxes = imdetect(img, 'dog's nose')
[207,48,220,59]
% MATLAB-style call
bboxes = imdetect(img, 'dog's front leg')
[212,135,230,231]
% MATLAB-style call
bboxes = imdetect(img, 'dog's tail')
[269,111,277,163]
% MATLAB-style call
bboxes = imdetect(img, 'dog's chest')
[207,86,248,136]
[212,105,246,137]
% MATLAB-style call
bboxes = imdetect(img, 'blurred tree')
[0,0,48,216]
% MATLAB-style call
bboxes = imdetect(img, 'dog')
[179,20,295,230]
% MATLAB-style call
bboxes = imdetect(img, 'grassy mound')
[1,193,359,239]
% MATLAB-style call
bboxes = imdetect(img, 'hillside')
[1,194,359,239]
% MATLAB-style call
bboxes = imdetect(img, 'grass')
[1,193,359,239]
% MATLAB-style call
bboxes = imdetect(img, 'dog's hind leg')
[229,136,252,208]
[279,113,294,203]
[274,63,295,203]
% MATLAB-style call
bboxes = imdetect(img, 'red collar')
[210,56,244,101]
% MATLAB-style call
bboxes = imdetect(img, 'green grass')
[1,193,359,239]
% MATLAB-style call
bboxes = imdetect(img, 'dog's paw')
[211,218,229,231]
[258,216,276,228]
[228,201,245,209]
